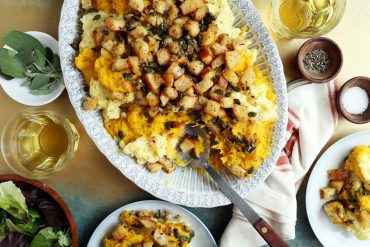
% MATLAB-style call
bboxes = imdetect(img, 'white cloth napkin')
[220,80,338,246]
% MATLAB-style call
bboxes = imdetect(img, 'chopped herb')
[214,89,224,95]
[248,112,257,117]
[165,121,175,130]
[143,36,149,42]
[123,73,133,80]
[93,14,101,20]
[234,99,241,105]
[103,29,109,36]
[232,86,241,92]
[247,167,255,174]
[179,106,185,112]
[224,92,231,97]
[118,130,124,139]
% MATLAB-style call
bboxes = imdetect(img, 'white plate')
[87,200,217,247]
[58,0,287,207]
[0,31,65,106]
[306,130,370,247]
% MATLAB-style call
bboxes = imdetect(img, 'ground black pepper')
[303,49,330,75]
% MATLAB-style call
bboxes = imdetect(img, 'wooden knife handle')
[253,218,289,247]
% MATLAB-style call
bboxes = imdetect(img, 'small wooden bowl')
[0,174,78,247]
[337,76,370,124]
[298,37,343,83]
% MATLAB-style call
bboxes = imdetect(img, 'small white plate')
[87,200,217,247]
[306,130,370,247]
[0,31,64,106]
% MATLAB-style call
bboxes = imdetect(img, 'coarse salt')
[342,86,369,114]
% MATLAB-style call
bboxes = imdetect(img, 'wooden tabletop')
[0,0,369,246]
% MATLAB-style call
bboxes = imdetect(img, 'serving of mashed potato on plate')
[75,0,277,178]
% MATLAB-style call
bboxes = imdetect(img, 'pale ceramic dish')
[0,31,65,106]
[87,200,217,247]
[306,130,370,247]
[58,0,287,207]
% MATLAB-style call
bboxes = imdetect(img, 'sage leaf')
[52,54,61,70]
[21,79,32,87]
[29,74,49,90]
[1,30,46,56]
[15,49,34,66]
[0,69,13,80]
[31,89,51,95]
[0,48,26,78]
[45,47,54,63]
[33,49,46,67]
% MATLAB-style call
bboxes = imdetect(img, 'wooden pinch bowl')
[298,37,343,83]
[0,174,78,247]
[337,76,370,124]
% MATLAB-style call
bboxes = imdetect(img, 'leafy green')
[0,48,26,78]
[0,181,28,220]
[0,30,63,94]
[30,227,71,247]
[1,30,46,56]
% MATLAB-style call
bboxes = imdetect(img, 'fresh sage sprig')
[0,30,63,95]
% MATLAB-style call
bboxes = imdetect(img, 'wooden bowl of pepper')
[297,37,343,83]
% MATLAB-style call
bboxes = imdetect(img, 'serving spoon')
[180,125,289,247]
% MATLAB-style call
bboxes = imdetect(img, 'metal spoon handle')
[205,165,289,247]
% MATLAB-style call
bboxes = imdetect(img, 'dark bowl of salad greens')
[0,174,77,247]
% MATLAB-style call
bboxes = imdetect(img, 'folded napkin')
[220,80,338,246]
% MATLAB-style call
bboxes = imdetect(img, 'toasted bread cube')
[193,5,207,22]
[225,51,243,70]
[147,36,159,52]
[168,24,183,39]
[168,41,181,54]
[163,87,178,99]
[145,163,163,173]
[144,73,161,94]
[160,158,176,173]
[133,39,150,62]
[174,74,194,92]
[184,86,196,96]
[323,201,345,224]
[112,43,125,57]
[156,48,171,66]
[136,91,148,106]
[187,60,204,76]
[166,62,185,79]
[160,94,170,106]
[82,97,98,110]
[146,92,160,107]
[102,40,116,52]
[179,136,196,153]
[200,30,216,47]
[208,85,224,101]
[93,26,105,47]
[184,20,200,37]
[81,0,93,9]
[145,15,164,27]
[153,0,168,14]
[129,0,145,12]
[223,69,239,86]
[218,33,232,46]
[137,216,157,229]
[179,96,198,109]
[163,72,174,87]
[212,43,228,55]
[194,78,214,94]
[200,66,216,79]
[127,56,141,75]
[218,108,227,118]
[320,187,337,199]
[174,17,190,27]
[211,55,225,69]
[180,0,202,15]
[327,169,350,181]
[229,163,247,178]
[232,105,249,121]
[112,58,129,72]
[240,67,256,86]
[147,106,161,118]
[199,47,214,65]
[112,223,129,240]
[217,75,228,89]
[220,97,233,108]
[168,5,180,20]
[329,180,345,193]
[204,100,220,117]
[130,25,148,38]
[104,17,125,31]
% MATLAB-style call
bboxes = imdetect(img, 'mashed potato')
[346,145,370,184]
